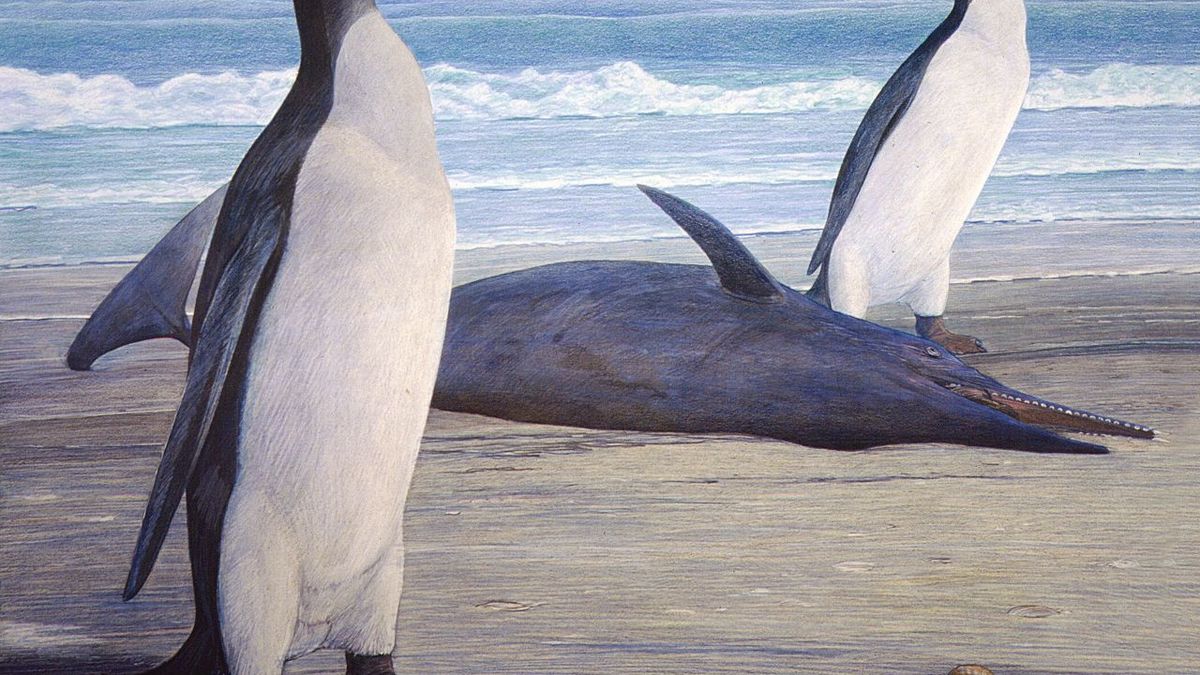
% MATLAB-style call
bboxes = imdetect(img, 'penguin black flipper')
[122,179,291,602]
[806,1,970,278]
[66,185,227,370]
[638,185,783,302]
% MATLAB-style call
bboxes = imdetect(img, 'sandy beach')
[2,225,1198,674]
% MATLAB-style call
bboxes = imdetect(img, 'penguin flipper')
[806,4,969,276]
[67,185,228,370]
[123,187,289,601]
[637,185,783,301]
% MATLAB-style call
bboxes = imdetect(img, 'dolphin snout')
[946,383,1155,440]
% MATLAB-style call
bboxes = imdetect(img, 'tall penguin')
[806,0,1030,354]
[121,1,455,674]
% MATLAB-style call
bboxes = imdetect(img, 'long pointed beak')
[947,384,1155,440]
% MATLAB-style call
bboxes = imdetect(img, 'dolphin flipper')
[806,2,969,277]
[638,185,783,302]
[123,183,287,601]
[67,184,229,370]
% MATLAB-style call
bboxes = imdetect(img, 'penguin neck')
[309,4,439,166]
[959,0,1028,44]
[294,0,380,81]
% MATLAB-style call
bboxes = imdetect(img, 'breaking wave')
[2,61,1197,132]
[1024,63,1200,111]
[0,67,295,131]
[424,61,879,119]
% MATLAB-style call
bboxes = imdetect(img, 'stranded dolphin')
[67,186,1153,453]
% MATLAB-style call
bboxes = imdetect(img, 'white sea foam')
[1025,63,1200,111]
[0,180,226,207]
[991,156,1197,179]
[425,61,880,119]
[445,165,839,192]
[8,151,1194,208]
[450,156,1197,194]
[2,61,1196,132]
[0,66,294,132]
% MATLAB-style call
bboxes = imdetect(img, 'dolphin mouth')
[944,384,1155,440]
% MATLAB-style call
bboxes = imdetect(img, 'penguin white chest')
[834,3,1029,302]
[240,11,453,538]
[225,11,455,635]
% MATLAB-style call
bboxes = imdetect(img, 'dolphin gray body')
[68,185,1153,454]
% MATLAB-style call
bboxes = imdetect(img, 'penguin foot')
[345,653,396,675]
[916,315,987,355]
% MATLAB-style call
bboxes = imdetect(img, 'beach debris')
[834,561,876,573]
[949,666,995,675]
[1007,604,1063,619]
[475,599,543,612]
[456,466,535,474]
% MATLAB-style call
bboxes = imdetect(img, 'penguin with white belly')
[807,0,1030,354]
[121,1,455,674]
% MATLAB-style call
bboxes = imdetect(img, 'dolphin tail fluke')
[67,287,193,371]
[67,185,227,370]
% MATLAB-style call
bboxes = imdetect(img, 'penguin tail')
[806,267,831,307]
[140,624,224,675]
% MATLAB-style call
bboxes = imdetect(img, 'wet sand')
[1,233,1198,674]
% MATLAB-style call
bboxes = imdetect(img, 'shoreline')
[2,215,1197,271]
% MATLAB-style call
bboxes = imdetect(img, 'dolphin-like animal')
[68,187,1153,453]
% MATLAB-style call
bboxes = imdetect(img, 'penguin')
[806,0,1030,354]
[121,2,455,674]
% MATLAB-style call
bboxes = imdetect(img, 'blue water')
[0,0,1197,266]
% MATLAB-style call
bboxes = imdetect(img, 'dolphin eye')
[925,346,941,358]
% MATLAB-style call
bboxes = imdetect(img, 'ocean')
[0,0,1197,274]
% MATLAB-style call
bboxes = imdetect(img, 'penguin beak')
[943,383,1155,439]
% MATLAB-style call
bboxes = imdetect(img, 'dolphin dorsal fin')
[638,185,783,302]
